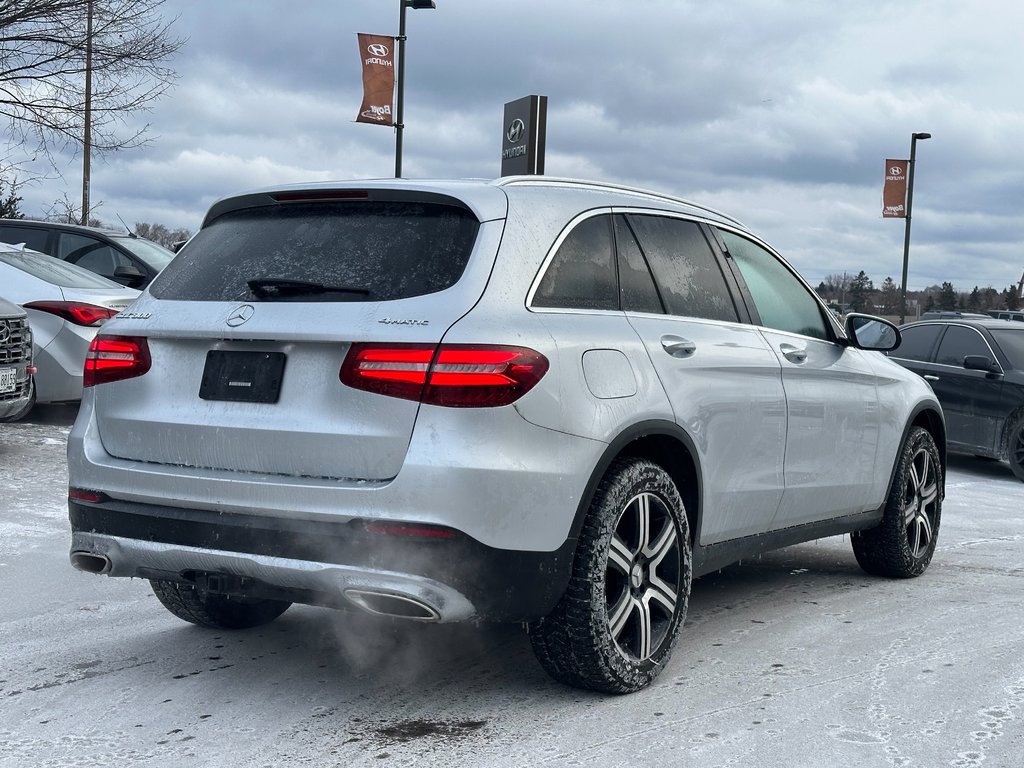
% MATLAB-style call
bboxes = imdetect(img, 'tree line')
[816,271,1022,316]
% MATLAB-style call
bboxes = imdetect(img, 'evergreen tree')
[937,282,957,310]
[0,178,23,218]
[879,276,899,315]
[848,271,875,313]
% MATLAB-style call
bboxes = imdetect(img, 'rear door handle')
[779,343,807,364]
[661,335,696,358]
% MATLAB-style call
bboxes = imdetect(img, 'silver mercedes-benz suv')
[68,177,945,693]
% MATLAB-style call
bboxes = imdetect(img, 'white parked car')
[0,242,138,414]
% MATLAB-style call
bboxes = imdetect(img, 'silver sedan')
[0,243,138,413]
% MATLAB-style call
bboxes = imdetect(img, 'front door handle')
[661,335,696,358]
[779,343,807,364]
[923,374,940,381]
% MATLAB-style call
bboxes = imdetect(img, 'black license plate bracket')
[199,350,286,403]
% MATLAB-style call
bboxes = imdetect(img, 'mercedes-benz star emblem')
[506,118,525,144]
[0,321,10,344]
[226,304,255,327]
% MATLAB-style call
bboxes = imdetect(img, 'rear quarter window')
[149,201,480,302]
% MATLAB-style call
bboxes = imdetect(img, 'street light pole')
[395,0,436,178]
[898,131,931,324]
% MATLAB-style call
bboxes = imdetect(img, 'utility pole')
[81,0,93,225]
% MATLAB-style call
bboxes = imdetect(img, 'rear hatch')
[92,187,507,481]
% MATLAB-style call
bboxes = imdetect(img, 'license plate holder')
[199,351,286,403]
[0,367,15,394]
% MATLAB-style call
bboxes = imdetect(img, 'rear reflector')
[69,487,105,503]
[340,343,548,407]
[84,335,151,387]
[24,300,117,327]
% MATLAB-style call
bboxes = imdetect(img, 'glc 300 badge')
[117,311,153,320]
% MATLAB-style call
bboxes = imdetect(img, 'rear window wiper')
[247,278,372,300]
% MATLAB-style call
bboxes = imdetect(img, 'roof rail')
[493,175,745,227]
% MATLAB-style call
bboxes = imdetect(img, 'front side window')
[990,328,1024,369]
[533,214,617,310]
[58,234,131,279]
[719,230,828,340]
[935,326,993,367]
[150,201,479,302]
[626,215,738,322]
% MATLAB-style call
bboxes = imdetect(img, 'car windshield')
[0,249,125,288]
[114,236,176,270]
[989,327,1024,369]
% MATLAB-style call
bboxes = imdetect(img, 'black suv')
[0,295,33,422]
[890,318,1024,480]
[0,219,174,289]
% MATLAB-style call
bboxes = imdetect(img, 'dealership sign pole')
[355,2,435,178]
[887,132,931,324]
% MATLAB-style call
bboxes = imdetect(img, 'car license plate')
[199,351,286,403]
[0,367,15,394]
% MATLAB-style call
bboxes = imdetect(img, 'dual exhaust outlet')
[69,551,440,621]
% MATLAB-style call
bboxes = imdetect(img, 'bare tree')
[134,220,190,249]
[0,1,184,172]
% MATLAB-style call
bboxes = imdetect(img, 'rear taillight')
[24,300,118,327]
[340,343,548,407]
[83,335,151,387]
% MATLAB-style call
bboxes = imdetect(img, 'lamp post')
[898,131,931,324]
[395,0,436,178]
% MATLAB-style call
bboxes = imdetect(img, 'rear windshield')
[0,249,124,288]
[149,201,480,302]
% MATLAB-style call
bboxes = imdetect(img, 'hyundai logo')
[889,166,904,175]
[226,304,255,327]
[367,43,389,57]
[507,118,525,144]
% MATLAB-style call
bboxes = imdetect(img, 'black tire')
[852,427,942,578]
[527,457,692,694]
[0,379,35,423]
[149,579,290,629]
[1008,418,1024,483]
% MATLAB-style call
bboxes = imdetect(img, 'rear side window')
[149,201,480,302]
[891,325,943,362]
[0,225,49,253]
[626,215,738,322]
[532,214,617,310]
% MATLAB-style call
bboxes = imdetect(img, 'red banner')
[356,33,395,126]
[882,159,908,218]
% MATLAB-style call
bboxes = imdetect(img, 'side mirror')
[844,313,901,351]
[963,355,1001,374]
[113,265,147,288]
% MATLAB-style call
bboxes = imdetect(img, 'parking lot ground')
[1,406,1023,767]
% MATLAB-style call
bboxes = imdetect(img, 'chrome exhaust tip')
[344,589,440,621]
[70,551,112,575]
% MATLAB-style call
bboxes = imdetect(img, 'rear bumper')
[69,497,576,622]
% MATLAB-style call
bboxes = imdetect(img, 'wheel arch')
[568,420,702,550]
[883,404,947,505]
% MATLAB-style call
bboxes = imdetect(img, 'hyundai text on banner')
[356,33,395,126]
[883,158,908,218]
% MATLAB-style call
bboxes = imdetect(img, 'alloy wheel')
[902,446,939,558]
[606,491,682,661]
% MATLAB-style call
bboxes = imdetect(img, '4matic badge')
[378,317,429,327]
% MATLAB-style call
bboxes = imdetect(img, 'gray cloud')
[11,0,1024,293]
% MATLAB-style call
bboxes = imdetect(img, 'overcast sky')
[13,0,1024,293]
